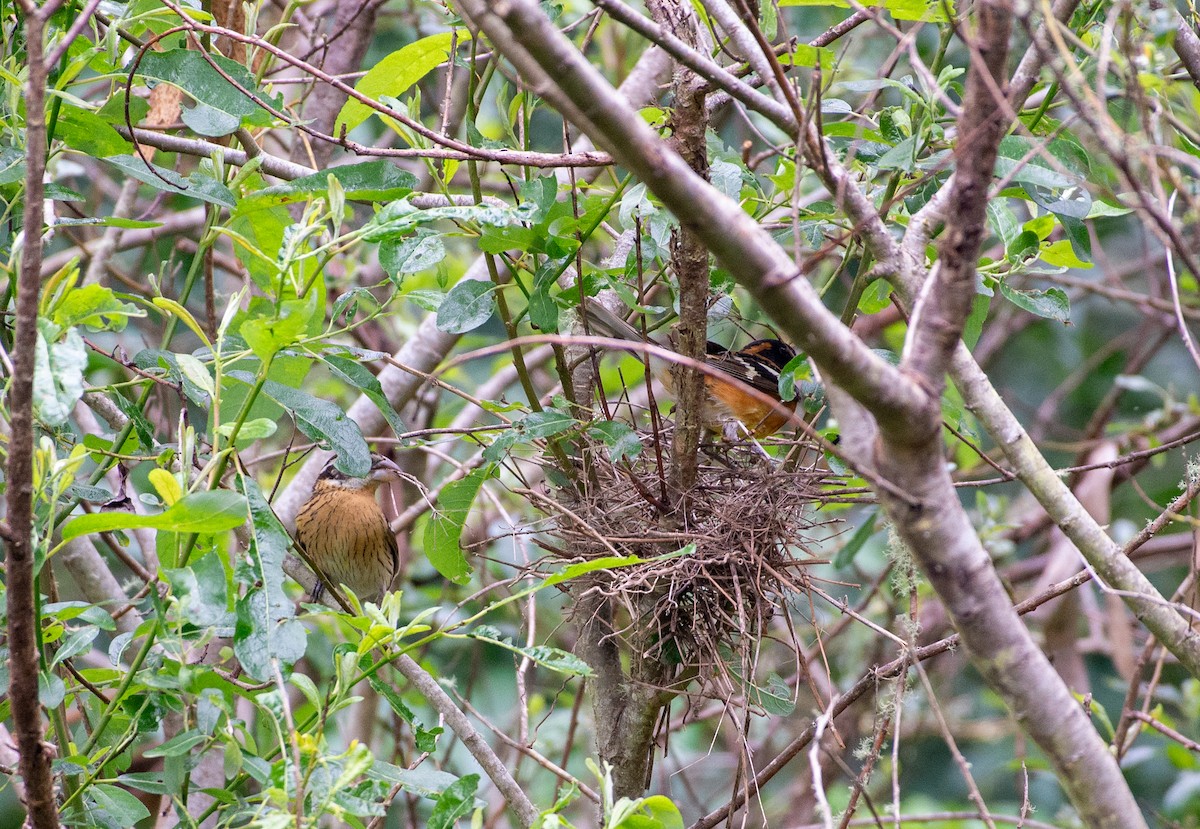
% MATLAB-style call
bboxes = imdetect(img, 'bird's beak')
[369,455,403,482]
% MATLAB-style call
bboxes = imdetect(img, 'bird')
[580,302,799,440]
[294,452,403,605]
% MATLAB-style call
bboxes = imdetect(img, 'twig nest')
[544,428,833,699]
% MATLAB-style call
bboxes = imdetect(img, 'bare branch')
[394,654,539,826]
[905,0,1012,386]
[7,11,63,829]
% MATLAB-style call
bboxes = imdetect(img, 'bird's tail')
[579,302,653,344]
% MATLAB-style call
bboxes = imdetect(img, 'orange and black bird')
[582,303,799,440]
[295,453,403,604]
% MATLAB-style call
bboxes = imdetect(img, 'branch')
[904,0,1012,386]
[272,45,674,528]
[451,2,1149,824]
[455,0,932,445]
[7,10,63,829]
[393,654,539,826]
[648,0,709,494]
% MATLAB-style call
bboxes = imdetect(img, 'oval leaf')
[61,490,248,541]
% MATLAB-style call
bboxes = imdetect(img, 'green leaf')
[379,233,446,279]
[779,0,954,22]
[240,294,317,363]
[636,796,685,829]
[834,512,879,568]
[86,783,152,826]
[321,354,407,437]
[216,417,277,441]
[527,282,559,332]
[175,353,216,399]
[435,280,494,333]
[542,554,646,588]
[521,409,575,438]
[999,283,1071,324]
[234,475,306,681]
[227,201,293,290]
[49,626,99,668]
[995,137,1079,190]
[138,49,274,136]
[39,672,65,708]
[228,371,371,477]
[163,551,233,628]
[468,626,593,676]
[477,225,538,255]
[54,105,130,157]
[53,217,161,230]
[1040,239,1092,269]
[33,323,86,427]
[50,284,145,333]
[777,43,834,71]
[963,294,991,350]
[586,420,643,462]
[102,155,236,208]
[368,762,459,799]
[422,467,494,584]
[518,175,558,222]
[362,197,537,240]
[241,160,418,210]
[427,773,479,829]
[331,287,378,322]
[858,278,893,314]
[65,484,113,503]
[1006,229,1040,261]
[115,772,173,795]
[368,676,418,724]
[61,490,249,541]
[144,730,206,758]
[336,32,471,134]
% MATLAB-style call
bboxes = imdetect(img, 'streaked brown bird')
[582,303,799,440]
[295,453,402,604]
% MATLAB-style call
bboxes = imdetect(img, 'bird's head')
[316,452,403,492]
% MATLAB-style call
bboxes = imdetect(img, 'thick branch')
[648,0,709,495]
[906,0,1012,386]
[454,0,935,445]
[453,2,1149,824]
[889,1,1200,681]
[8,10,63,829]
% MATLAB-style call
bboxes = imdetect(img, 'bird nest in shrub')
[539,430,831,700]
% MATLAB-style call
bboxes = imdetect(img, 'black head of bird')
[295,453,402,605]
[582,302,798,440]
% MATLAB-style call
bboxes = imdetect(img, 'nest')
[541,428,832,701]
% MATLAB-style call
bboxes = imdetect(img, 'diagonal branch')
[455,0,935,446]
[450,2,1150,824]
